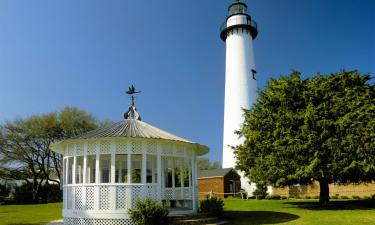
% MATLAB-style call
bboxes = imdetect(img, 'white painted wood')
[94,141,100,210]
[60,136,204,222]
[156,142,162,200]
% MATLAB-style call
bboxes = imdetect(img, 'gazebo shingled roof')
[51,118,208,155]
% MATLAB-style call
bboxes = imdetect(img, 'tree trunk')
[319,179,329,207]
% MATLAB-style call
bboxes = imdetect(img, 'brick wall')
[198,177,224,199]
[272,182,375,198]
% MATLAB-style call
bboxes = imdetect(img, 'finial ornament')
[124,85,141,120]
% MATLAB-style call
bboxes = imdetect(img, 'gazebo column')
[142,144,147,198]
[72,145,77,211]
[94,141,100,210]
[151,158,155,183]
[172,158,175,199]
[180,162,184,201]
[157,142,162,200]
[127,143,132,208]
[110,142,116,210]
[64,156,68,210]
[127,147,131,183]
[82,142,88,209]
[191,153,197,212]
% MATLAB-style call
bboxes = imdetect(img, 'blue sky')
[0,0,374,163]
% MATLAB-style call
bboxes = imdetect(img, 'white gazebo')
[51,97,209,225]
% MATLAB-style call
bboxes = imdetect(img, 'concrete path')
[46,219,63,225]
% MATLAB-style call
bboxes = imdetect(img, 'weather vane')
[126,85,141,106]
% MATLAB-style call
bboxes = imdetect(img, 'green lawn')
[223,198,375,225]
[0,200,374,225]
[0,203,62,225]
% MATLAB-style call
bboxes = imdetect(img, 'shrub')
[39,183,62,203]
[253,183,268,199]
[13,183,34,204]
[281,196,288,200]
[341,196,349,199]
[0,184,10,198]
[129,198,169,225]
[312,196,319,199]
[362,196,371,200]
[199,196,224,217]
[304,196,311,199]
[371,194,375,200]
[352,195,361,200]
[331,196,339,199]
[266,194,281,200]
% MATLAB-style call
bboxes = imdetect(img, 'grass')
[0,203,62,225]
[223,198,375,225]
[0,199,374,225]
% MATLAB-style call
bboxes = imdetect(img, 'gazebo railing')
[64,184,193,212]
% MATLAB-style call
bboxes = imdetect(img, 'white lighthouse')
[221,0,258,194]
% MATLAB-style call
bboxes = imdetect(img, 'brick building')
[198,168,241,198]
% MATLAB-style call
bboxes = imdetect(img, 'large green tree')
[0,107,98,203]
[234,70,375,206]
[197,157,221,173]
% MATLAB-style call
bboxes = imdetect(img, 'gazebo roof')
[75,119,196,144]
[51,88,209,155]
[50,118,209,155]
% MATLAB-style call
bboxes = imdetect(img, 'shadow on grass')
[283,199,375,210]
[223,211,299,225]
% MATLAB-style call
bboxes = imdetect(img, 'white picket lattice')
[74,186,84,210]
[86,186,95,210]
[76,143,84,156]
[99,186,111,210]
[116,141,128,154]
[131,141,142,154]
[116,186,129,210]
[87,142,96,155]
[146,141,157,155]
[100,141,111,154]
[64,217,134,225]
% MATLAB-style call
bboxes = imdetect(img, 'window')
[67,157,73,184]
[75,156,83,184]
[174,158,182,188]
[86,155,96,183]
[164,158,173,188]
[131,154,142,183]
[100,154,111,183]
[183,159,190,187]
[63,158,67,184]
[147,155,157,183]
[115,154,128,183]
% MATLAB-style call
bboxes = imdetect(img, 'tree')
[197,157,221,173]
[0,107,98,203]
[234,70,375,206]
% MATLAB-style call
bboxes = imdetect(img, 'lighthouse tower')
[220,0,258,194]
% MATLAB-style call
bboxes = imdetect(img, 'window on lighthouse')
[229,4,246,15]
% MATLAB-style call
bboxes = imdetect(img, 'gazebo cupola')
[50,87,209,225]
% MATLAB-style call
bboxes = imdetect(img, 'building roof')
[198,168,237,178]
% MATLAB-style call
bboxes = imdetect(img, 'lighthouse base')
[237,170,273,197]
